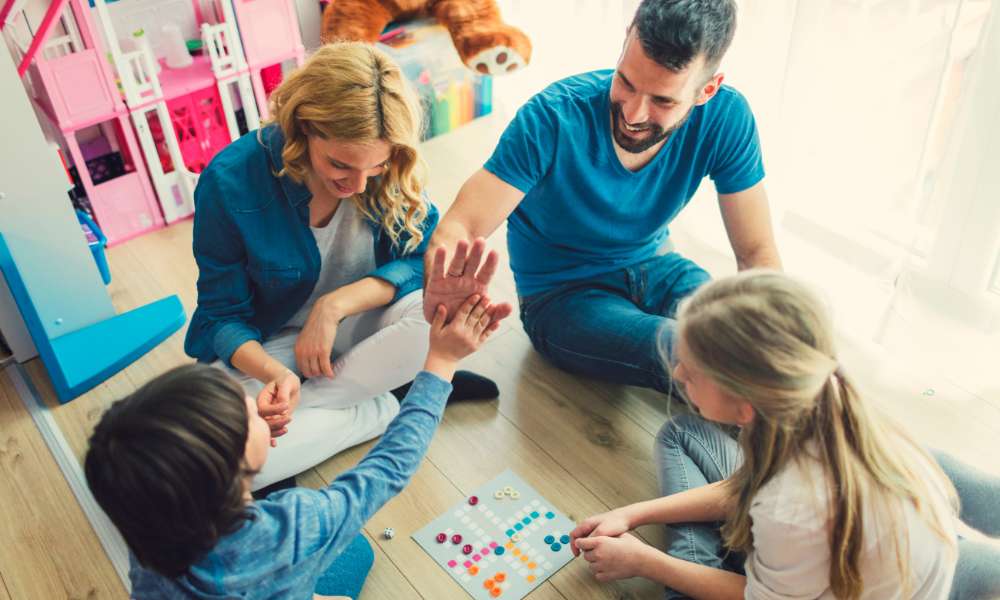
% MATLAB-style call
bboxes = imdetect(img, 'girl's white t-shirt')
[744,450,957,600]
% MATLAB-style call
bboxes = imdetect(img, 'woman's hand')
[570,508,633,556]
[256,370,301,446]
[574,533,655,583]
[295,297,343,378]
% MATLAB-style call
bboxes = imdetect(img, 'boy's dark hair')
[630,0,738,74]
[85,364,254,578]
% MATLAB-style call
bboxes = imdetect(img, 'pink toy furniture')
[230,0,305,119]
[14,0,164,245]
[5,0,305,243]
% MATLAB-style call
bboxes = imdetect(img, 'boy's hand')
[574,533,653,582]
[257,370,300,446]
[570,509,632,556]
[423,294,504,380]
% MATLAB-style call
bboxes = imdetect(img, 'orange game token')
[490,588,502,597]
[484,579,495,590]
[527,575,536,583]
[469,565,479,576]
[495,572,507,583]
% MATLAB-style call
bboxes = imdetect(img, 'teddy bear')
[321,0,531,76]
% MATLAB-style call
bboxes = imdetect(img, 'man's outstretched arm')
[422,169,525,321]
[718,181,782,271]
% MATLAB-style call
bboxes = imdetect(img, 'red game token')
[469,495,479,506]
[451,534,463,545]
[436,533,447,543]
[462,544,473,555]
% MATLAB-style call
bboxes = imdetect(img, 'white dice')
[383,527,395,540]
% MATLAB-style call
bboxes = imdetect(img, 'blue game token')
[506,529,515,537]
[495,546,505,555]
[543,535,555,545]
[514,523,523,531]
[560,535,570,544]
[522,517,531,525]
[545,512,555,519]
[551,543,562,552]
[530,511,539,519]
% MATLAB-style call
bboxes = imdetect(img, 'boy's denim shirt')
[128,371,453,599]
[184,125,439,366]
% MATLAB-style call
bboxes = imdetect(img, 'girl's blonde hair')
[674,271,957,599]
[266,42,428,252]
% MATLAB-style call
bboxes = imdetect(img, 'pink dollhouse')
[2,0,305,244]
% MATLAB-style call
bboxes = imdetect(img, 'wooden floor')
[1,115,998,600]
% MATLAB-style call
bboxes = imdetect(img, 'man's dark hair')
[85,364,253,577]
[630,0,738,74]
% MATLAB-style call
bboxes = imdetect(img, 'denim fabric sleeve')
[483,94,558,193]
[185,169,262,366]
[368,198,440,302]
[272,371,451,567]
[709,89,766,196]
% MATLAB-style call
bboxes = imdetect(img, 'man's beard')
[610,101,693,154]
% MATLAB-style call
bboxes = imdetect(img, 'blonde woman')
[572,271,1000,599]
[185,42,511,496]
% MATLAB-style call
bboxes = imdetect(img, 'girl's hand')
[574,533,653,583]
[570,509,632,556]
[257,370,300,446]
[295,298,342,378]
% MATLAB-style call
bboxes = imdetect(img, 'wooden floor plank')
[297,470,425,600]
[0,371,126,600]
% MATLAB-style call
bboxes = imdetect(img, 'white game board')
[412,470,578,599]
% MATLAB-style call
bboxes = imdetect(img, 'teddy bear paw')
[467,45,527,76]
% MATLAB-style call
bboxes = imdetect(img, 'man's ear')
[695,72,725,106]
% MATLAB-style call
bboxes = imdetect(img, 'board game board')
[412,470,578,599]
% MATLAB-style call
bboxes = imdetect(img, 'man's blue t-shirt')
[484,70,765,297]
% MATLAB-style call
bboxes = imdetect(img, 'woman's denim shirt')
[184,126,439,366]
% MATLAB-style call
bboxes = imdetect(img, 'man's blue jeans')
[519,253,711,393]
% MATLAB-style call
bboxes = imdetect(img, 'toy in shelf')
[3,0,305,243]
[378,21,493,141]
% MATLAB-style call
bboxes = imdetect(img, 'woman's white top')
[285,201,376,329]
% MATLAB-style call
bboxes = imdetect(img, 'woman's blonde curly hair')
[266,42,429,252]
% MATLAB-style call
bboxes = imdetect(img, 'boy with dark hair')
[86,263,503,598]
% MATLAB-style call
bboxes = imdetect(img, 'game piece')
[383,527,395,539]
[437,533,448,543]
[412,470,577,599]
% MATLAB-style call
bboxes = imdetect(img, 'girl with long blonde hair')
[572,271,1000,599]
[185,42,508,500]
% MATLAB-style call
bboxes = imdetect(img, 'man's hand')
[424,238,512,325]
